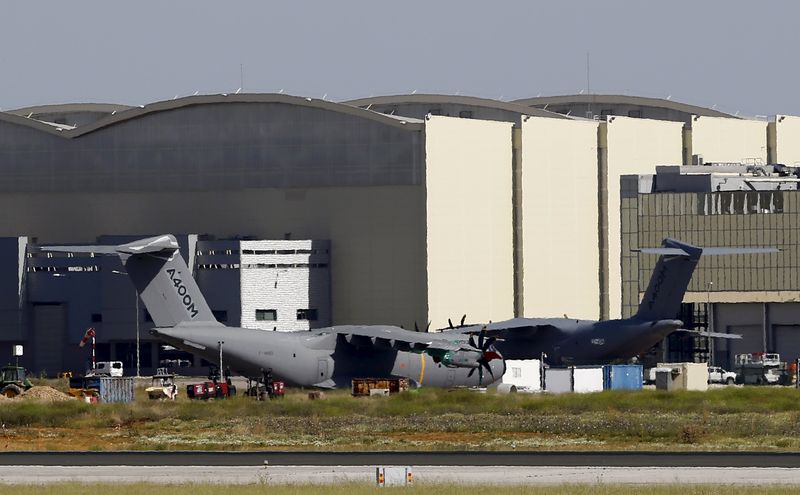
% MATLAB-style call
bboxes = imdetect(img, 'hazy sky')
[1,1,797,116]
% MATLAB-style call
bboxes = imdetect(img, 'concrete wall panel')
[772,115,800,166]
[425,116,514,329]
[690,116,767,164]
[521,117,600,319]
[605,117,683,318]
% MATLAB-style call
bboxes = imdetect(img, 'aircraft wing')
[325,325,472,353]
[445,318,560,340]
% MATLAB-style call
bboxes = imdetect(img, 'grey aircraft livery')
[42,235,504,388]
[444,238,777,366]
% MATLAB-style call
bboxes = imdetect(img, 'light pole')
[707,281,714,367]
[218,341,225,381]
[112,270,140,378]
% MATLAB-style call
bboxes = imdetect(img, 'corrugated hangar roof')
[513,94,736,119]
[344,94,570,119]
[0,94,424,138]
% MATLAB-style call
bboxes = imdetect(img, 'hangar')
[1,91,799,375]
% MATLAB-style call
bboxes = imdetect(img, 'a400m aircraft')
[42,235,504,388]
[444,238,777,366]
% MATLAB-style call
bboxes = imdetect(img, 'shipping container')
[572,366,604,393]
[603,364,643,390]
[544,368,572,394]
[501,359,541,392]
[83,376,135,403]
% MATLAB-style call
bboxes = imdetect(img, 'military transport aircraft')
[41,235,504,388]
[444,238,778,366]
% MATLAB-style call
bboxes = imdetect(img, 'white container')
[501,359,541,392]
[544,368,572,394]
[572,366,604,393]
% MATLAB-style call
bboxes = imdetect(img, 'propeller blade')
[467,368,476,378]
[478,328,485,349]
[425,321,431,332]
[448,318,453,329]
[468,335,477,349]
[414,322,419,332]
[460,314,466,326]
[482,360,494,380]
[484,336,497,350]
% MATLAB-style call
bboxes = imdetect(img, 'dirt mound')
[19,386,75,402]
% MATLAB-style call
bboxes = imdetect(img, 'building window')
[628,110,642,118]
[256,309,277,321]
[212,310,228,322]
[429,108,442,116]
[600,109,614,117]
[297,309,318,321]
[91,313,102,323]
[459,110,473,119]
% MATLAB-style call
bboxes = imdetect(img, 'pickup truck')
[708,366,736,385]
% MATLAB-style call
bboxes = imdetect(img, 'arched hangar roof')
[0,93,424,139]
[513,94,736,119]
[344,94,570,120]
[7,102,133,117]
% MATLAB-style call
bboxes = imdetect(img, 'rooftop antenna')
[586,51,591,117]
[240,64,244,92]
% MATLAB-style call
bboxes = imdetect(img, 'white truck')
[707,366,736,385]
[91,361,124,377]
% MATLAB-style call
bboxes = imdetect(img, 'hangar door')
[32,303,66,376]
[717,325,762,370]
[773,325,800,364]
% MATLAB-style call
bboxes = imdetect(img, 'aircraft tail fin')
[41,235,220,328]
[633,239,778,321]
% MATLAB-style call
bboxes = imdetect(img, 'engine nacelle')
[428,349,482,369]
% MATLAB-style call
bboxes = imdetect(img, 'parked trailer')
[572,366,604,393]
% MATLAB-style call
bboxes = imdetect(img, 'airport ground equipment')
[707,366,736,385]
[735,353,790,385]
[603,364,643,390]
[0,366,33,397]
[146,368,178,400]
[351,377,410,396]
[186,380,236,400]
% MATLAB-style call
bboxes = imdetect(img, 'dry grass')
[1,385,799,451]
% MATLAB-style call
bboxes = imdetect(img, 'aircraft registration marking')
[166,268,199,318]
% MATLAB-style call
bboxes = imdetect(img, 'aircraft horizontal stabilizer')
[635,246,779,256]
[676,328,742,339]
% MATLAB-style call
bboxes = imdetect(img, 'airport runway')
[0,465,799,485]
[1,450,800,467]
[1,452,799,485]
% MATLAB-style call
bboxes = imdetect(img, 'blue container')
[603,364,643,390]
